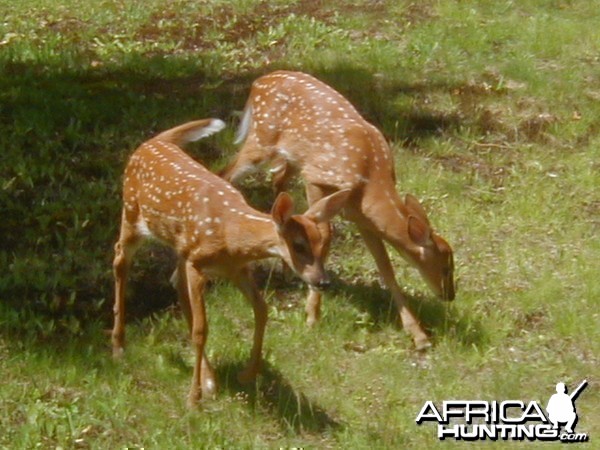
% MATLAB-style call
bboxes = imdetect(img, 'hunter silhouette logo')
[546,380,587,434]
[416,379,590,442]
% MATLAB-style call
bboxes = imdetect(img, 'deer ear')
[304,189,351,223]
[407,215,433,247]
[405,193,431,227]
[271,192,295,227]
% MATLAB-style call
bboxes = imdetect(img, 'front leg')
[303,184,333,326]
[304,220,331,327]
[185,261,208,407]
[232,268,268,384]
[220,135,277,185]
[358,227,431,350]
[270,156,297,194]
[305,287,323,327]
[174,258,217,398]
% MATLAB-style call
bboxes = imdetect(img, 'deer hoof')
[306,316,318,327]
[414,336,432,351]
[187,389,202,409]
[202,377,217,399]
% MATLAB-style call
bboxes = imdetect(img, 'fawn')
[112,118,349,406]
[222,71,456,350]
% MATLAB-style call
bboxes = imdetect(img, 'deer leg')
[270,156,289,193]
[232,268,268,384]
[111,215,140,358]
[173,258,192,330]
[304,219,330,327]
[174,258,216,398]
[304,184,333,326]
[270,158,297,284]
[185,261,208,407]
[271,155,300,195]
[221,135,276,184]
[358,227,431,350]
[304,221,332,326]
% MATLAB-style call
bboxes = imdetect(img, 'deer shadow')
[322,274,487,348]
[215,360,342,435]
[251,260,486,349]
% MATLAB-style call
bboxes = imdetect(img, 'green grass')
[1,0,599,447]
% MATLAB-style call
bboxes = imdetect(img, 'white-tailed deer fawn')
[222,71,456,350]
[112,118,349,406]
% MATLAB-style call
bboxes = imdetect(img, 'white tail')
[154,118,226,144]
[234,104,253,145]
[222,71,456,350]
[112,118,349,406]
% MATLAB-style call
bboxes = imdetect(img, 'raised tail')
[151,118,226,146]
[234,104,252,145]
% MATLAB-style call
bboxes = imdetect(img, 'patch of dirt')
[451,77,515,138]
[518,112,558,141]
[135,0,339,54]
[434,151,513,188]
[448,73,560,144]
[404,1,438,24]
[508,310,548,339]
[44,16,89,36]
[451,71,559,143]
[580,199,600,228]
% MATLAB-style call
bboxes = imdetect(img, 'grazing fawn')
[112,118,349,406]
[222,71,456,350]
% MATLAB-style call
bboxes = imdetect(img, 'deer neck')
[225,210,281,261]
[363,180,423,256]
